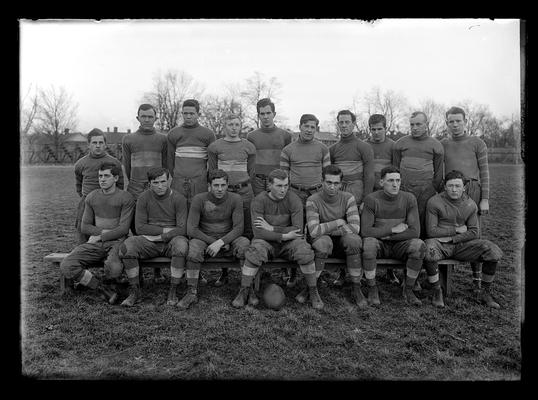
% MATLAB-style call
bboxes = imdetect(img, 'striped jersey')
[280,138,330,187]
[361,189,420,241]
[329,135,375,195]
[81,188,135,242]
[306,190,360,239]
[393,134,444,190]
[247,126,292,176]
[187,191,244,245]
[207,138,256,185]
[74,152,124,196]
[122,128,168,199]
[441,134,489,200]
[135,188,188,242]
[167,123,216,179]
[367,138,395,189]
[250,190,304,243]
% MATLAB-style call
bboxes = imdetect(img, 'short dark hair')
[336,110,356,123]
[267,169,288,184]
[368,114,386,128]
[300,114,319,126]
[99,162,121,177]
[410,111,428,122]
[137,103,157,116]
[208,169,229,184]
[147,167,170,182]
[87,128,106,143]
[322,165,343,181]
[444,170,466,183]
[445,106,466,120]
[380,166,400,179]
[256,98,275,114]
[182,99,200,113]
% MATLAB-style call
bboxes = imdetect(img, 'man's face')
[98,168,118,191]
[258,105,275,129]
[89,135,106,157]
[322,174,342,197]
[409,114,428,138]
[446,113,466,138]
[149,173,170,196]
[225,118,242,139]
[268,177,289,200]
[209,177,228,199]
[137,108,157,130]
[445,178,464,200]
[381,172,401,196]
[182,106,199,127]
[337,114,354,138]
[369,122,386,143]
[299,120,317,142]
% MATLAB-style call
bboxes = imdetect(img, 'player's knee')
[482,241,503,262]
[342,234,362,255]
[119,237,140,259]
[169,236,189,257]
[245,247,265,267]
[233,237,251,259]
[60,258,77,278]
[312,236,332,257]
[423,239,442,262]
[292,240,315,265]
[362,237,378,259]
[407,239,426,259]
[187,241,205,263]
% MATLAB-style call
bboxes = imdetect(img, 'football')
[263,283,286,310]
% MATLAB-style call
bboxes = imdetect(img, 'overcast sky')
[19,19,521,133]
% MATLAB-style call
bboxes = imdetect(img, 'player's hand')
[254,217,274,231]
[391,223,408,234]
[359,202,365,213]
[87,235,101,244]
[455,225,468,234]
[282,229,303,241]
[335,218,347,227]
[206,239,225,257]
[479,199,489,215]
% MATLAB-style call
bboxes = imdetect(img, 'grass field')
[20,164,525,380]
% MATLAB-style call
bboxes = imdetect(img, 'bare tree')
[34,85,79,156]
[459,99,494,136]
[360,87,409,134]
[237,71,283,129]
[20,84,40,136]
[199,95,244,138]
[142,70,204,131]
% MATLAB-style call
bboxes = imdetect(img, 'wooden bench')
[44,253,461,296]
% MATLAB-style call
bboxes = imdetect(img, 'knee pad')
[244,244,267,267]
[362,237,378,259]
[482,241,504,262]
[187,242,206,263]
[424,239,443,262]
[312,236,332,258]
[292,241,315,265]
[169,236,189,257]
[342,234,362,255]
[119,238,140,259]
[233,237,251,259]
[407,239,426,259]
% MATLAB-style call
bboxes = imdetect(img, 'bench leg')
[439,264,453,297]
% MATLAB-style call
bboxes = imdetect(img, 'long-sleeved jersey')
[306,190,360,239]
[329,135,375,195]
[135,188,188,242]
[81,188,135,242]
[361,189,420,241]
[251,190,304,243]
[187,191,243,245]
[207,138,256,185]
[280,138,330,187]
[167,122,215,179]
[393,134,444,190]
[247,126,292,176]
[441,133,490,200]
[425,191,479,244]
[122,128,168,199]
[74,152,124,196]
